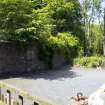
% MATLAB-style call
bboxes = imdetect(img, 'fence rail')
[0,81,56,105]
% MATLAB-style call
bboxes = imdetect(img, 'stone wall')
[52,52,66,69]
[0,42,66,74]
[0,42,25,74]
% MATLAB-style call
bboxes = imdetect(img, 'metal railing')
[0,82,56,105]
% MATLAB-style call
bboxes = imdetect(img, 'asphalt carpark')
[0,67,105,105]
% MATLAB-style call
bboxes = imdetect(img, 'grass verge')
[74,56,105,68]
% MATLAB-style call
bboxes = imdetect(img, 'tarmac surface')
[0,67,105,105]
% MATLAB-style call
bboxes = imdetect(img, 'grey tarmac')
[0,67,105,105]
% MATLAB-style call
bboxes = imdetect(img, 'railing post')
[0,87,1,100]
[7,90,11,105]
[19,95,23,105]
[5,94,7,104]
[12,100,19,105]
[1,94,4,102]
[34,102,39,105]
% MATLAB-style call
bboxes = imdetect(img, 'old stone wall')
[0,42,26,74]
[0,42,66,74]
[52,52,66,69]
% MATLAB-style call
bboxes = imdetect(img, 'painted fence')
[0,82,56,105]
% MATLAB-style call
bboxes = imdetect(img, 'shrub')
[48,32,79,64]
[38,32,79,68]
[74,56,105,68]
[48,32,78,50]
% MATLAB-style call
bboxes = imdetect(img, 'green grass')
[74,56,105,68]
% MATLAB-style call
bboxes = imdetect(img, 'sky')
[102,1,105,8]
[98,1,105,23]
[79,0,105,23]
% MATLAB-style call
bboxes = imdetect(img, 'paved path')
[0,67,105,105]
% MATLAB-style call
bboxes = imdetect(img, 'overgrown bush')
[48,32,78,50]
[74,56,105,68]
[0,0,83,69]
[38,32,79,68]
[48,32,79,65]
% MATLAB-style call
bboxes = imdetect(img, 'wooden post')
[0,87,1,100]
[11,99,14,105]
[103,8,105,55]
[7,90,11,105]
[11,99,18,105]
[19,96,23,105]
[34,102,39,105]
[12,100,19,105]
[1,94,4,102]
[5,95,7,104]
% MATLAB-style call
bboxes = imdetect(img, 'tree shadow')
[0,66,79,80]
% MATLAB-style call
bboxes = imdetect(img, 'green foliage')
[81,0,104,56]
[32,7,54,37]
[48,32,79,63]
[48,32,78,50]
[0,0,34,41]
[0,0,83,68]
[89,24,103,55]
[0,0,83,42]
[31,0,82,67]
[45,0,83,38]
[38,32,79,68]
[74,56,105,68]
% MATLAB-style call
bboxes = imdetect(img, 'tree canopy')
[0,0,83,41]
[0,0,88,67]
[0,0,34,41]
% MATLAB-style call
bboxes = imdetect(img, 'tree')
[0,0,35,41]
[0,0,83,67]
[32,0,83,66]
[81,0,104,55]
[46,0,83,38]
